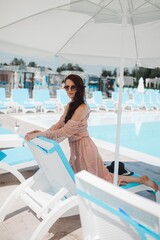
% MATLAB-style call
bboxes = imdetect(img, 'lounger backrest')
[33,89,51,103]
[12,89,29,104]
[76,170,160,240]
[93,91,103,104]
[57,89,70,105]
[134,92,143,105]
[27,137,76,196]
[0,88,6,101]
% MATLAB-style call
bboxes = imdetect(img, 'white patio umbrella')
[0,0,160,185]
[137,77,145,93]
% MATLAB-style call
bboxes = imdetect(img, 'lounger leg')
[29,196,79,240]
[0,176,33,222]
[0,162,25,182]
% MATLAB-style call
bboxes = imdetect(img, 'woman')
[25,74,158,191]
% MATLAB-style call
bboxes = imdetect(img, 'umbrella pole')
[113,13,126,185]
[113,61,124,185]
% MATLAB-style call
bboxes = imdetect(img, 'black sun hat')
[105,161,134,176]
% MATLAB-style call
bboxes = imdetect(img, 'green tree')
[28,61,37,68]
[113,68,117,77]
[56,63,84,72]
[67,63,74,70]
[10,58,26,66]
[131,67,151,80]
[73,64,83,71]
[101,69,112,78]
[149,67,160,78]
[124,68,130,76]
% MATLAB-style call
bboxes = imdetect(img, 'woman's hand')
[25,131,41,141]
[118,178,127,186]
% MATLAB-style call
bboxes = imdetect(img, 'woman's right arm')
[25,116,65,137]
[25,104,70,141]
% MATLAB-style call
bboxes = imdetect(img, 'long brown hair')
[64,74,85,123]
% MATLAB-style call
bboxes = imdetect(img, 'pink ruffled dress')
[42,111,113,183]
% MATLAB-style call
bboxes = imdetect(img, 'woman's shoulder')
[73,103,89,121]
[77,103,89,112]
[78,103,88,109]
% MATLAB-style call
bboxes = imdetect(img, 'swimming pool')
[88,122,160,158]
[14,111,160,165]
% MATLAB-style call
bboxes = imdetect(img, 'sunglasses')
[64,85,77,91]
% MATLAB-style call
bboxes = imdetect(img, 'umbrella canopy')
[1,0,160,185]
[0,0,160,68]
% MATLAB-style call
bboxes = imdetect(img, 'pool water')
[88,121,160,158]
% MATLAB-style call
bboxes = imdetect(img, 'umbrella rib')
[130,1,148,13]
[88,0,122,16]
[57,0,120,55]
[130,0,160,15]
[145,0,160,10]
[56,5,106,55]
[128,0,160,64]
[0,0,81,30]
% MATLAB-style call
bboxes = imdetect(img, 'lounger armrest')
[28,137,58,153]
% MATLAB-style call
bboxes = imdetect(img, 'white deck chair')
[0,134,24,148]
[86,96,99,111]
[93,91,115,111]
[133,92,144,109]
[11,89,37,113]
[0,88,8,114]
[33,89,57,113]
[56,89,70,111]
[0,145,35,182]
[76,170,160,240]
[0,125,24,148]
[0,125,34,181]
[142,93,155,110]
[0,137,79,240]
[150,93,160,110]
[1,138,159,239]
[87,100,99,111]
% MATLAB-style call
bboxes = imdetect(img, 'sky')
[0,51,115,76]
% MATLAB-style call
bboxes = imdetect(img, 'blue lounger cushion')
[0,146,34,166]
[0,151,7,160]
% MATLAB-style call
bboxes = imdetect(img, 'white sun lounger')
[93,91,115,111]
[56,89,70,111]
[11,89,37,113]
[0,145,35,182]
[0,137,159,239]
[33,89,57,113]
[0,134,24,148]
[0,88,8,114]
[76,170,160,240]
[0,137,79,240]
